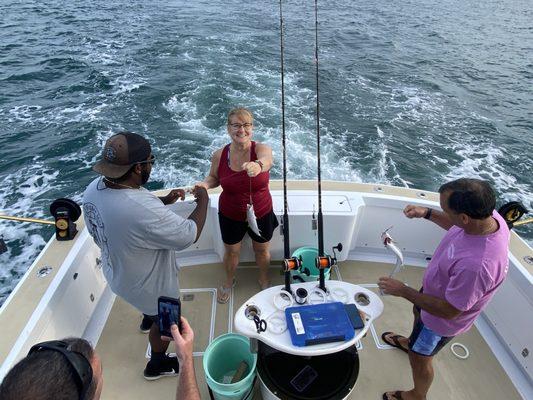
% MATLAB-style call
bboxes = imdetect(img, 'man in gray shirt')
[83,131,208,379]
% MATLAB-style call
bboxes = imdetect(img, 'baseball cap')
[92,132,152,178]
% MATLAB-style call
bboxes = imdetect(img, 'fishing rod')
[311,0,341,292]
[514,217,533,227]
[0,215,55,225]
[313,0,329,293]
[279,0,301,293]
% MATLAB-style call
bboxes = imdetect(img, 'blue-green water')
[0,0,531,304]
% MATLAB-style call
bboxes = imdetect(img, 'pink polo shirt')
[421,211,510,336]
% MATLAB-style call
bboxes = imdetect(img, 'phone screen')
[290,365,318,392]
[344,303,365,330]
[158,296,181,338]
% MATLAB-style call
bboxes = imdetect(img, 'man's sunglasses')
[137,154,155,165]
[28,340,93,400]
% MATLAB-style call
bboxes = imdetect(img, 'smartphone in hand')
[158,296,181,338]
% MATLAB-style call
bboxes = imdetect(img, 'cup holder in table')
[245,304,261,320]
[354,292,370,306]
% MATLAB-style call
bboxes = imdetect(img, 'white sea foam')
[6,102,107,128]
[367,126,410,187]
[82,38,125,66]
[7,105,43,124]
[0,162,60,304]
[164,95,199,119]
[443,140,533,208]
[56,103,107,123]
[110,76,146,95]
[389,85,444,125]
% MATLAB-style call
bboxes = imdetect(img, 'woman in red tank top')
[196,108,278,303]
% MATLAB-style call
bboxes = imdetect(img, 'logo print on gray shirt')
[83,202,111,269]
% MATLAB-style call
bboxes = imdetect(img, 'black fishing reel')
[498,202,528,229]
[50,198,82,241]
[332,243,342,264]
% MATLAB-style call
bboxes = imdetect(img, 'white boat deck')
[95,261,522,399]
[1,181,530,399]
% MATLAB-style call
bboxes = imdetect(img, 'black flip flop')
[382,390,404,400]
[381,332,409,354]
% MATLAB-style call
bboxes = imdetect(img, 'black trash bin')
[257,342,359,400]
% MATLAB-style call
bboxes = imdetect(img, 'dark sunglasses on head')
[28,340,93,400]
[137,154,155,165]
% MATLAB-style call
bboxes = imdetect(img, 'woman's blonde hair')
[227,107,254,125]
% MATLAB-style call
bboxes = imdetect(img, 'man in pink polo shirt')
[378,178,510,400]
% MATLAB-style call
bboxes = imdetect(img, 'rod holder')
[315,255,332,292]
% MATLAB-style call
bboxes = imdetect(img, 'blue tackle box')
[285,302,355,347]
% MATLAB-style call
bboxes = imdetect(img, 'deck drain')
[37,266,53,277]
[524,256,533,265]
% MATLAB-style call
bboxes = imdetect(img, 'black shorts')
[219,210,279,245]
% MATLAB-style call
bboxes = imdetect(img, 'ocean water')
[0,0,531,305]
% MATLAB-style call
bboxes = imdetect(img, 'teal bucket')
[203,334,257,400]
[291,246,331,282]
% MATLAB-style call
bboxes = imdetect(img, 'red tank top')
[218,141,273,221]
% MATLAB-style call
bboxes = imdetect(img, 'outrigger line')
[279,0,302,294]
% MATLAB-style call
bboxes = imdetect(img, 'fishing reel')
[282,256,302,293]
[315,255,333,270]
[50,198,82,241]
[315,243,343,271]
[315,243,343,293]
[282,256,302,272]
[498,202,528,229]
